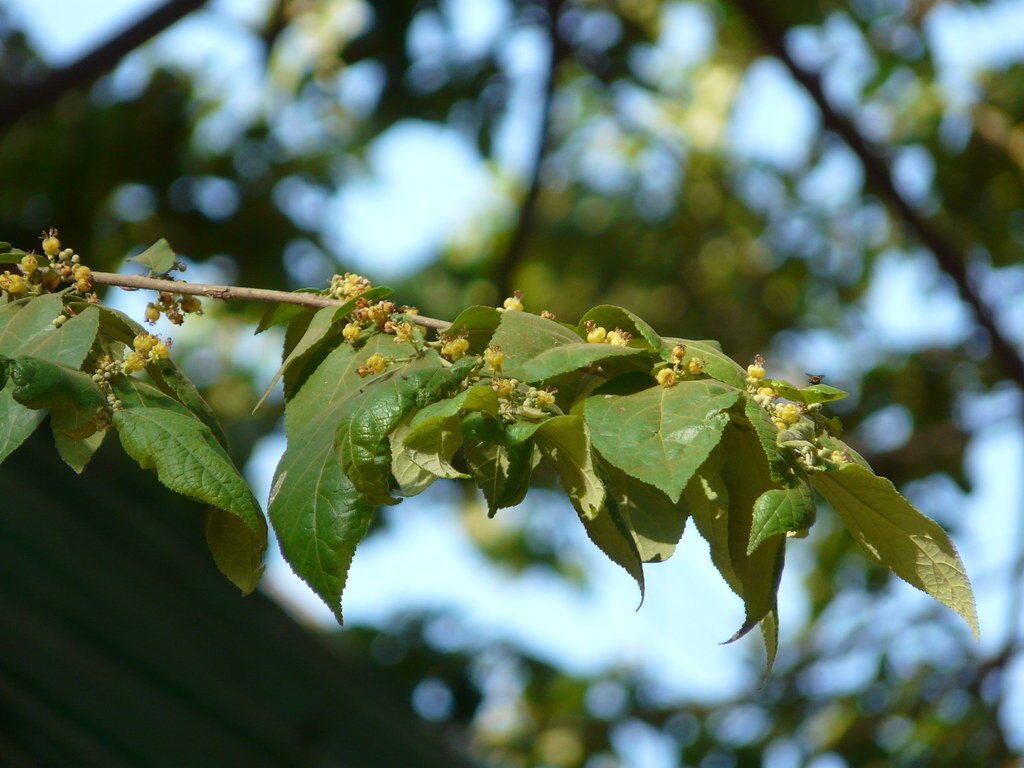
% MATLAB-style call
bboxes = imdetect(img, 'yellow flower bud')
[144,304,161,324]
[150,342,170,360]
[746,364,766,379]
[586,326,607,344]
[41,269,61,290]
[394,322,415,342]
[42,235,61,257]
[365,353,388,374]
[757,386,776,398]
[686,357,706,375]
[671,344,686,362]
[133,333,156,353]
[606,330,628,346]
[180,295,202,314]
[502,295,523,311]
[2,274,26,294]
[776,403,801,425]
[342,323,361,342]
[443,337,470,361]
[656,368,677,388]
[483,346,505,371]
[491,378,514,399]
[122,352,146,373]
[540,310,556,320]
[20,254,38,274]
[534,390,556,407]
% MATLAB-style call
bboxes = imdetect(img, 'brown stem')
[89,271,452,331]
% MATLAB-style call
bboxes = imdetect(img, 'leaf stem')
[88,271,452,331]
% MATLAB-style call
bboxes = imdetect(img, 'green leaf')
[206,508,266,595]
[409,385,499,427]
[8,357,105,412]
[719,424,786,641]
[254,292,321,334]
[0,300,99,464]
[660,337,748,389]
[280,307,317,361]
[532,415,606,519]
[112,375,267,594]
[334,353,455,504]
[743,395,788,481]
[148,358,229,449]
[682,448,737,591]
[748,483,816,555]
[403,414,466,481]
[764,379,848,404]
[94,303,144,346]
[9,358,108,472]
[580,498,645,602]
[818,434,872,470]
[684,427,786,643]
[810,464,979,639]
[759,606,780,675]
[270,336,401,619]
[602,463,688,563]
[256,288,395,410]
[578,305,662,351]
[255,305,339,410]
[128,238,177,273]
[462,414,536,516]
[401,386,499,480]
[490,310,648,383]
[52,417,106,474]
[390,414,439,497]
[445,305,503,353]
[584,380,742,502]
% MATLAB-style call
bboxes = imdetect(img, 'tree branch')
[88,271,452,331]
[731,0,1024,391]
[0,0,209,136]
[493,0,568,299]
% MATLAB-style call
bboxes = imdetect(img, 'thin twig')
[732,0,1024,392]
[89,271,452,331]
[0,0,208,136]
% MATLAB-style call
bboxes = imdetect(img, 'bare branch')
[0,0,209,136]
[89,271,452,331]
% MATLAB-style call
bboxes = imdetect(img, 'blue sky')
[10,0,1024,757]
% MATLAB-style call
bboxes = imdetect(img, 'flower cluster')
[583,321,633,347]
[440,334,470,362]
[329,272,372,301]
[488,377,557,421]
[352,298,396,327]
[483,345,505,371]
[0,229,94,300]
[357,352,391,378]
[655,344,707,388]
[502,291,524,312]
[144,291,203,326]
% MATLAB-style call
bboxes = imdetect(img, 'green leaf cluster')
[0,292,265,595]
[0,287,977,664]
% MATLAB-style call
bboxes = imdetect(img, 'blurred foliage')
[2,0,1023,764]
